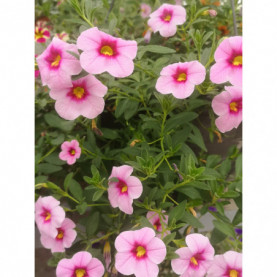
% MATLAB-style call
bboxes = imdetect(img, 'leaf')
[188,126,207,152]
[69,179,83,202]
[221,191,240,198]
[210,228,227,244]
[76,202,88,215]
[213,220,236,238]
[169,200,186,225]
[206,155,221,168]
[165,112,198,132]
[64,172,74,192]
[86,212,100,238]
[163,232,176,245]
[44,113,75,132]
[92,190,105,201]
[235,154,242,178]
[182,211,204,228]
[137,45,176,59]
[219,159,232,177]
[178,187,201,200]
[232,210,242,226]
[37,163,62,174]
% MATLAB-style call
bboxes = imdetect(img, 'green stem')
[90,231,116,245]
[37,146,58,164]
[109,88,141,102]
[135,63,157,78]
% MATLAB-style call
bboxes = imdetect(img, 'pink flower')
[210,36,242,86]
[108,165,143,214]
[148,4,186,37]
[59,140,81,165]
[49,75,107,120]
[141,3,152,18]
[175,0,183,5]
[146,211,170,238]
[212,85,242,133]
[55,31,70,42]
[36,37,82,89]
[40,218,77,253]
[56,251,105,277]
[208,9,217,17]
[77,27,137,78]
[35,26,50,43]
[171,233,215,277]
[143,27,153,43]
[35,196,65,238]
[207,251,242,277]
[156,61,206,99]
[115,227,166,277]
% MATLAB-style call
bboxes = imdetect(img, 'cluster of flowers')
[35,196,77,253]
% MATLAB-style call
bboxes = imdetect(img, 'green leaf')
[232,210,242,226]
[92,190,105,201]
[210,228,227,244]
[165,112,198,132]
[188,126,207,152]
[163,232,176,245]
[137,45,176,59]
[178,187,201,199]
[169,200,186,225]
[206,155,221,168]
[69,179,83,202]
[235,154,242,178]
[37,163,62,174]
[221,191,240,198]
[213,220,236,238]
[64,172,74,192]
[44,113,75,132]
[76,202,88,215]
[86,212,100,238]
[182,211,204,228]
[219,159,232,177]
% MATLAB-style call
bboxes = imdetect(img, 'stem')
[109,88,141,102]
[230,0,238,35]
[37,146,58,164]
[90,231,116,245]
[64,193,80,204]
[135,63,157,78]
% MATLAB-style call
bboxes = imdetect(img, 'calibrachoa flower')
[35,26,50,43]
[156,61,206,99]
[56,251,105,277]
[59,140,81,165]
[210,36,242,86]
[77,27,138,78]
[40,218,77,253]
[115,227,166,277]
[212,85,242,133]
[140,3,151,18]
[148,4,186,37]
[143,27,153,43]
[207,251,242,277]
[171,233,215,277]
[35,196,65,238]
[55,31,70,42]
[36,37,82,89]
[108,165,143,214]
[49,75,107,120]
[146,211,170,238]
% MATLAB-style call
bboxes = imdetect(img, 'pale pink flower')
[55,31,70,42]
[115,227,166,277]
[148,4,186,37]
[210,36,242,86]
[146,211,170,238]
[175,0,183,5]
[36,37,82,89]
[207,251,242,277]
[143,27,153,43]
[49,75,107,120]
[156,61,206,99]
[212,85,242,133]
[59,140,81,165]
[40,218,77,253]
[56,251,105,277]
[171,233,215,277]
[77,27,137,78]
[35,196,65,238]
[108,165,143,214]
[35,26,50,43]
[140,3,152,18]
[208,9,217,17]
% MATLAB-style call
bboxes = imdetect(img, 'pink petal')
[116,165,133,180]
[186,234,214,258]
[67,156,77,165]
[158,23,177,37]
[134,258,159,277]
[115,230,135,252]
[133,227,155,245]
[107,55,135,78]
[172,81,196,99]
[108,185,120,208]
[115,252,136,275]
[117,38,138,59]
[55,98,82,120]
[229,66,242,87]
[118,194,133,214]
[146,237,166,264]
[40,234,55,249]
[146,211,159,225]
[223,251,242,269]
[86,258,105,277]
[77,27,101,51]
[210,61,232,84]
[171,247,191,275]
[79,51,104,74]
[56,258,75,277]
[214,38,234,62]
[85,75,108,97]
[186,61,206,84]
[207,255,227,277]
[72,251,93,267]
[211,91,232,116]
[215,113,241,133]
[156,76,175,95]
[51,240,65,253]
[126,176,143,199]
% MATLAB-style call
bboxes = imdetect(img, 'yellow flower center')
[229,101,239,112]
[153,224,158,230]
[51,55,61,67]
[190,256,198,266]
[229,269,238,277]
[177,72,187,82]
[73,87,85,99]
[232,55,242,66]
[56,230,64,239]
[136,246,146,258]
[164,15,171,21]
[70,149,76,155]
[75,269,86,277]
[100,45,114,56]
[44,212,51,221]
[35,30,44,39]
[121,185,128,193]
